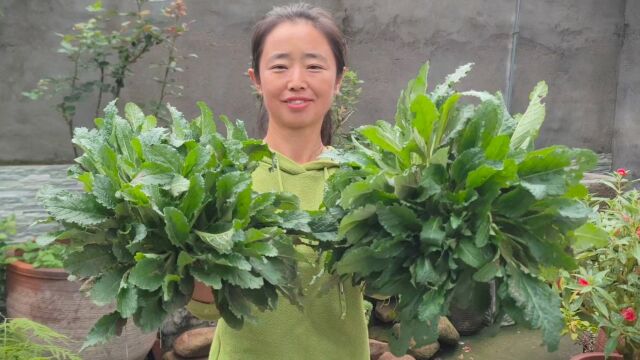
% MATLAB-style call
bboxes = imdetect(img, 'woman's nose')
[288,67,307,90]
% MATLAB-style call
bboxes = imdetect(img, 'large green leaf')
[82,312,125,350]
[335,247,387,276]
[195,229,234,254]
[510,82,547,150]
[179,174,205,221]
[39,188,111,226]
[196,101,216,137]
[91,268,125,306]
[143,144,183,173]
[124,102,146,130]
[570,222,609,253]
[377,205,421,237]
[64,245,116,277]
[410,94,439,147]
[338,204,377,239]
[129,256,165,291]
[455,238,493,268]
[134,293,167,332]
[359,125,402,155]
[164,207,191,246]
[506,266,563,351]
[168,104,193,147]
[92,174,118,209]
[419,217,446,246]
[117,286,139,318]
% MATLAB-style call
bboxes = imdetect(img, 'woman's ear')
[248,68,261,94]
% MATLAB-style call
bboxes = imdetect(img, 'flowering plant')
[560,170,640,359]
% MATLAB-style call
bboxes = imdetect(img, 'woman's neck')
[263,124,325,164]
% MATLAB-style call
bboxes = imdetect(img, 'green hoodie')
[186,151,370,360]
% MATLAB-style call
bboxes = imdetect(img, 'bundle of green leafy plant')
[0,215,17,315]
[38,101,306,348]
[0,316,81,360]
[310,63,600,355]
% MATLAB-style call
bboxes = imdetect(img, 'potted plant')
[308,62,601,356]
[561,169,640,360]
[2,239,157,360]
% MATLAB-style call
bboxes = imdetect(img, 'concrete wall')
[613,0,640,172]
[0,0,637,172]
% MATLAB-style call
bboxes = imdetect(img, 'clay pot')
[570,353,623,360]
[6,259,156,360]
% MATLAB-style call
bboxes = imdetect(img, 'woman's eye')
[308,65,324,71]
[270,65,287,71]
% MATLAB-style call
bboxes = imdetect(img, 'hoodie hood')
[252,148,338,211]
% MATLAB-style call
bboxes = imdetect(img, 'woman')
[187,4,370,360]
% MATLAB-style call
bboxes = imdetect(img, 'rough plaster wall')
[613,1,640,174]
[510,0,626,153]
[341,0,514,128]
[0,0,633,164]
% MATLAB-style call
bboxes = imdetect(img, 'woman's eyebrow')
[303,53,328,62]
[266,52,328,62]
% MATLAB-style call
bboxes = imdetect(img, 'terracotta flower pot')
[570,352,623,360]
[6,259,156,360]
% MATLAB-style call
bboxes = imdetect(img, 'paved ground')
[435,325,582,360]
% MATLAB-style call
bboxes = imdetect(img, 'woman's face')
[249,20,342,134]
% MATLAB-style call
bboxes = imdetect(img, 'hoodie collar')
[261,148,339,175]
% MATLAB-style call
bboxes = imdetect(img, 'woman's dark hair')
[251,3,347,146]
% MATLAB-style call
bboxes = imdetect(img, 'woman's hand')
[192,279,215,304]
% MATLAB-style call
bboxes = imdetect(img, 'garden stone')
[437,316,460,346]
[582,173,617,198]
[369,339,390,360]
[408,341,440,360]
[378,352,415,360]
[375,299,398,323]
[161,307,214,352]
[174,326,216,358]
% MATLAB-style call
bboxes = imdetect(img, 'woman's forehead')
[261,21,333,57]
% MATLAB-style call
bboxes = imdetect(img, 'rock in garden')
[378,352,416,360]
[375,299,398,323]
[437,316,460,346]
[408,341,440,360]
[173,326,216,358]
[369,339,390,360]
[582,173,617,198]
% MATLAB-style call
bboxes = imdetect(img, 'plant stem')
[64,57,81,158]
[95,65,105,117]
[154,18,179,118]
[114,42,150,99]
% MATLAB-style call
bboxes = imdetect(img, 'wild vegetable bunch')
[38,101,306,348]
[311,63,599,355]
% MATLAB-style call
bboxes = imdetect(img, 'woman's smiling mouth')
[284,97,312,110]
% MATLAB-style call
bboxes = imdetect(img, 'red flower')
[621,307,637,323]
[636,226,640,238]
[578,278,590,286]
[616,168,629,177]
